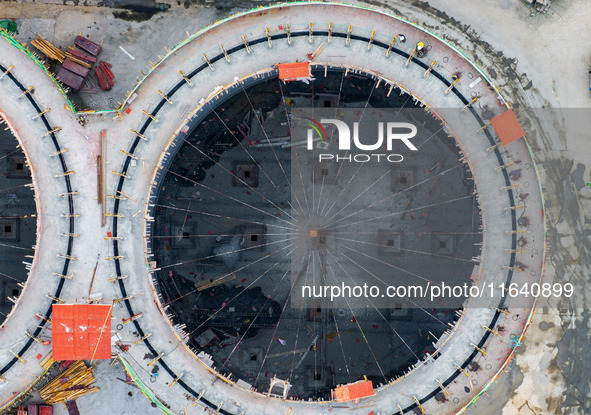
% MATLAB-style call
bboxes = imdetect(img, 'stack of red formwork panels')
[62,59,89,78]
[56,36,103,92]
[95,60,114,91]
[39,406,53,415]
[67,46,97,65]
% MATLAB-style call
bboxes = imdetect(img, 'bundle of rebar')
[31,34,65,62]
[39,361,99,404]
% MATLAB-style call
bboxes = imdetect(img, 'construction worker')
[416,41,425,57]
[397,34,406,43]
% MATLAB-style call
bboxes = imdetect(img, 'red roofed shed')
[333,380,374,402]
[490,109,525,146]
[52,304,112,361]
[278,62,310,81]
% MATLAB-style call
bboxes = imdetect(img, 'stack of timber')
[31,35,65,62]
[39,361,99,405]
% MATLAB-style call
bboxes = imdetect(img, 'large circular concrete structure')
[0,2,548,415]
[149,68,482,401]
[110,3,546,413]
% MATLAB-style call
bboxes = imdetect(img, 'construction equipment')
[39,361,99,404]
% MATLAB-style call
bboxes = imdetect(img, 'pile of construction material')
[39,361,99,405]
[31,35,65,62]
[95,60,114,91]
[31,33,113,92]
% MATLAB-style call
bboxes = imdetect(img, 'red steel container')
[62,59,89,78]
[67,46,96,64]
[74,35,101,56]
[65,400,80,415]
[56,67,84,91]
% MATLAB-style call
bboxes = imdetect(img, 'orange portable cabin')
[333,380,375,403]
[52,304,112,361]
[490,109,525,146]
[278,62,310,81]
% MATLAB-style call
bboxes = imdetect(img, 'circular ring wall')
[104,3,545,414]
[0,51,79,397]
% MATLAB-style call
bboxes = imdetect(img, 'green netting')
[119,354,176,415]
[0,20,17,33]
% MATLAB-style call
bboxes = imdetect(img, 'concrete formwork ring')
[0,64,77,381]
[107,4,545,414]
[118,39,532,415]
